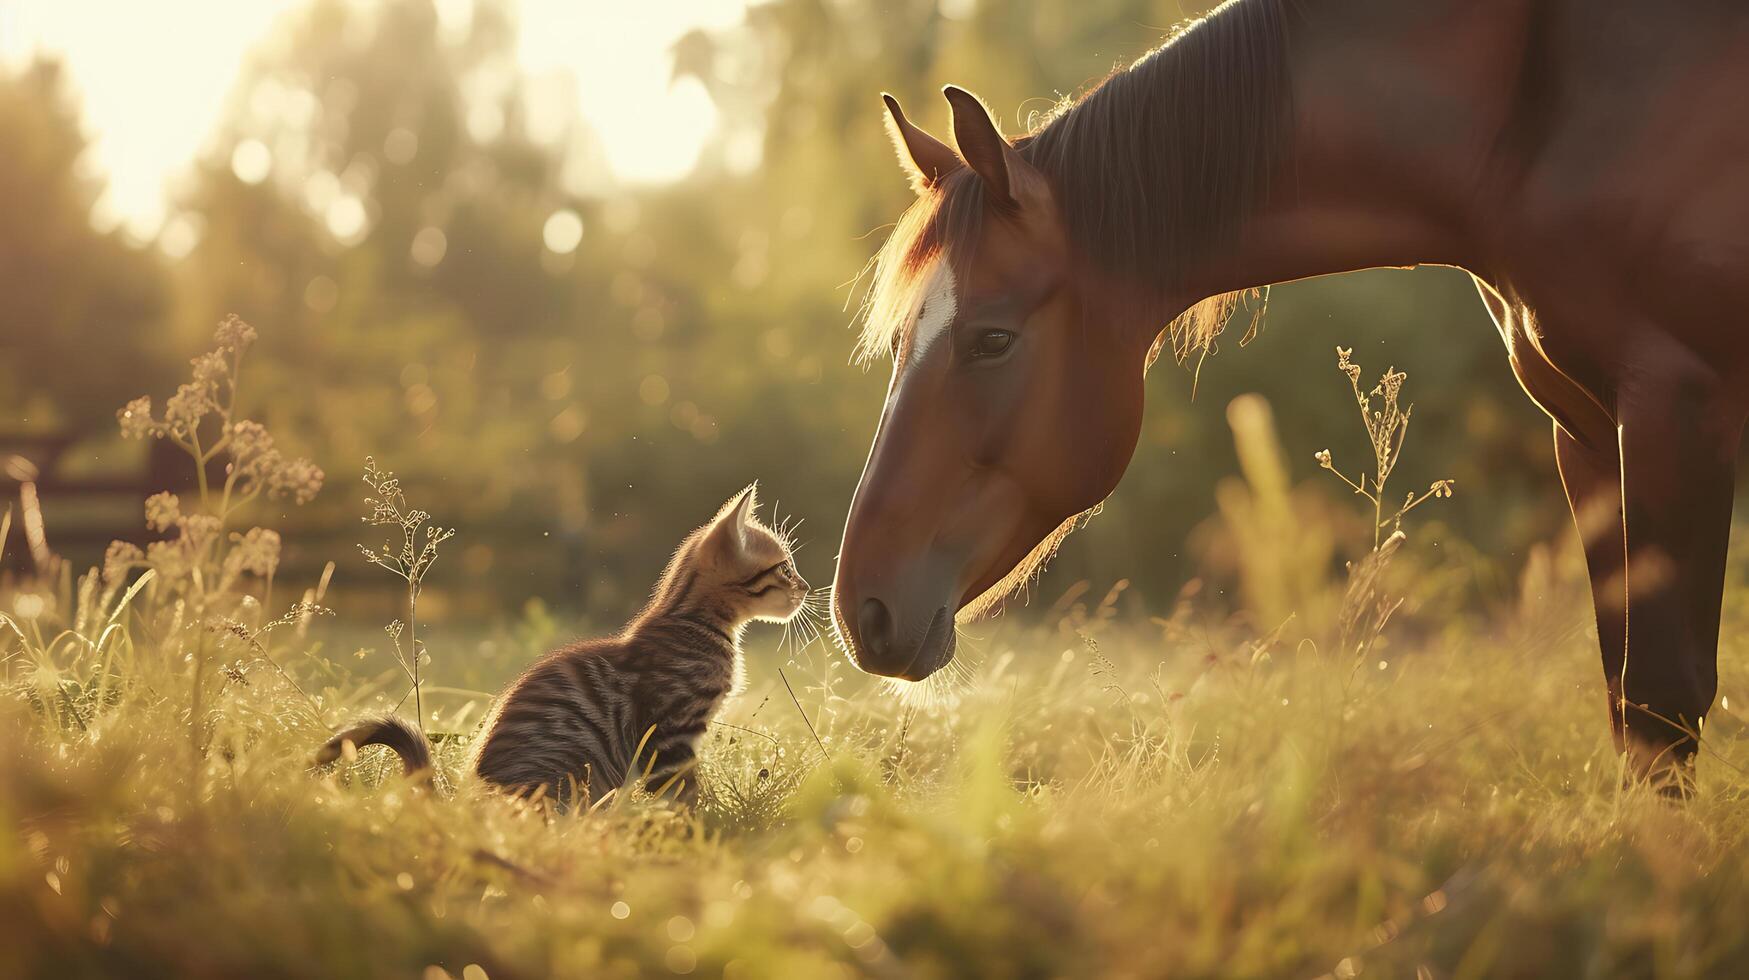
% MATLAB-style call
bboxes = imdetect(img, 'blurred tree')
[10,0,1584,620]
[0,59,168,432]
[173,0,616,603]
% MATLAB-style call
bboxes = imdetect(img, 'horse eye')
[972,330,1014,358]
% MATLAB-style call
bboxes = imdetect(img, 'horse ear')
[705,483,759,555]
[882,93,960,194]
[942,85,1029,208]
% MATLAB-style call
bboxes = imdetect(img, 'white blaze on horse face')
[899,263,958,381]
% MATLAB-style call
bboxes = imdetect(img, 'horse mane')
[856,0,1292,367]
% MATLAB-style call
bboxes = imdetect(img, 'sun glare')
[517,1,744,185]
[0,0,297,238]
[0,0,748,241]
[542,208,585,254]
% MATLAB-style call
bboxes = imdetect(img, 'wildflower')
[357,461,455,732]
[190,350,228,386]
[229,420,274,465]
[213,314,257,353]
[145,539,188,582]
[103,540,144,585]
[1376,367,1406,404]
[113,315,326,615]
[229,527,282,577]
[180,515,223,552]
[164,381,215,438]
[118,396,158,439]
[1317,345,1454,551]
[144,492,182,532]
[270,456,325,505]
[1336,346,1361,385]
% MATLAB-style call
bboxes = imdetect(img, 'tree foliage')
[0,61,167,430]
[2,0,1568,618]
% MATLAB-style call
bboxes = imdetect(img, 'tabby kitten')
[318,485,807,808]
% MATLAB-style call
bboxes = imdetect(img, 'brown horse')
[830,0,1749,788]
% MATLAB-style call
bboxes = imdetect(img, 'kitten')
[317,485,808,808]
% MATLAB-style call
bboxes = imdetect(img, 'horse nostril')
[858,598,894,660]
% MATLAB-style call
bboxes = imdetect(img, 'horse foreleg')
[1616,357,1742,794]
[1552,421,1627,751]
[1479,279,1636,750]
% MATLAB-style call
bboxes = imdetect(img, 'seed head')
[118,396,159,439]
[213,314,257,353]
[103,541,144,585]
[144,492,182,533]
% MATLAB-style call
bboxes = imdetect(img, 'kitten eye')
[969,329,1014,359]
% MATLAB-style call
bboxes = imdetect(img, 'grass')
[6,568,1749,979]
[7,323,1749,977]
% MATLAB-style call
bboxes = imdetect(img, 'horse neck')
[1147,0,1532,311]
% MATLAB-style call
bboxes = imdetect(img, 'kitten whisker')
[781,602,825,656]
[799,616,823,650]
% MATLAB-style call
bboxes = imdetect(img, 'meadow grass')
[5,561,1749,979]
[7,328,1749,978]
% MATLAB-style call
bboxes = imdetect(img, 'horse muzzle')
[833,586,956,681]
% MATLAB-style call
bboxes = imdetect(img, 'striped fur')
[472,485,806,808]
[315,714,432,777]
[321,486,807,811]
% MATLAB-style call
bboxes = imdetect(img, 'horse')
[828,0,1749,791]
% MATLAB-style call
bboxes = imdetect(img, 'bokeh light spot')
[664,945,696,975]
[410,226,448,267]
[383,127,418,164]
[639,375,670,406]
[550,405,588,443]
[304,275,339,313]
[326,195,368,244]
[543,209,584,254]
[230,139,271,184]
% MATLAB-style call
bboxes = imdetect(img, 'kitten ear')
[704,483,759,556]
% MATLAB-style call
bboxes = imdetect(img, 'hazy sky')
[0,0,747,240]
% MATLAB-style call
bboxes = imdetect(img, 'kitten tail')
[315,715,433,777]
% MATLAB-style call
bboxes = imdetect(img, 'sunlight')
[0,0,746,239]
[0,0,297,238]
[517,0,743,184]
[542,208,585,254]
